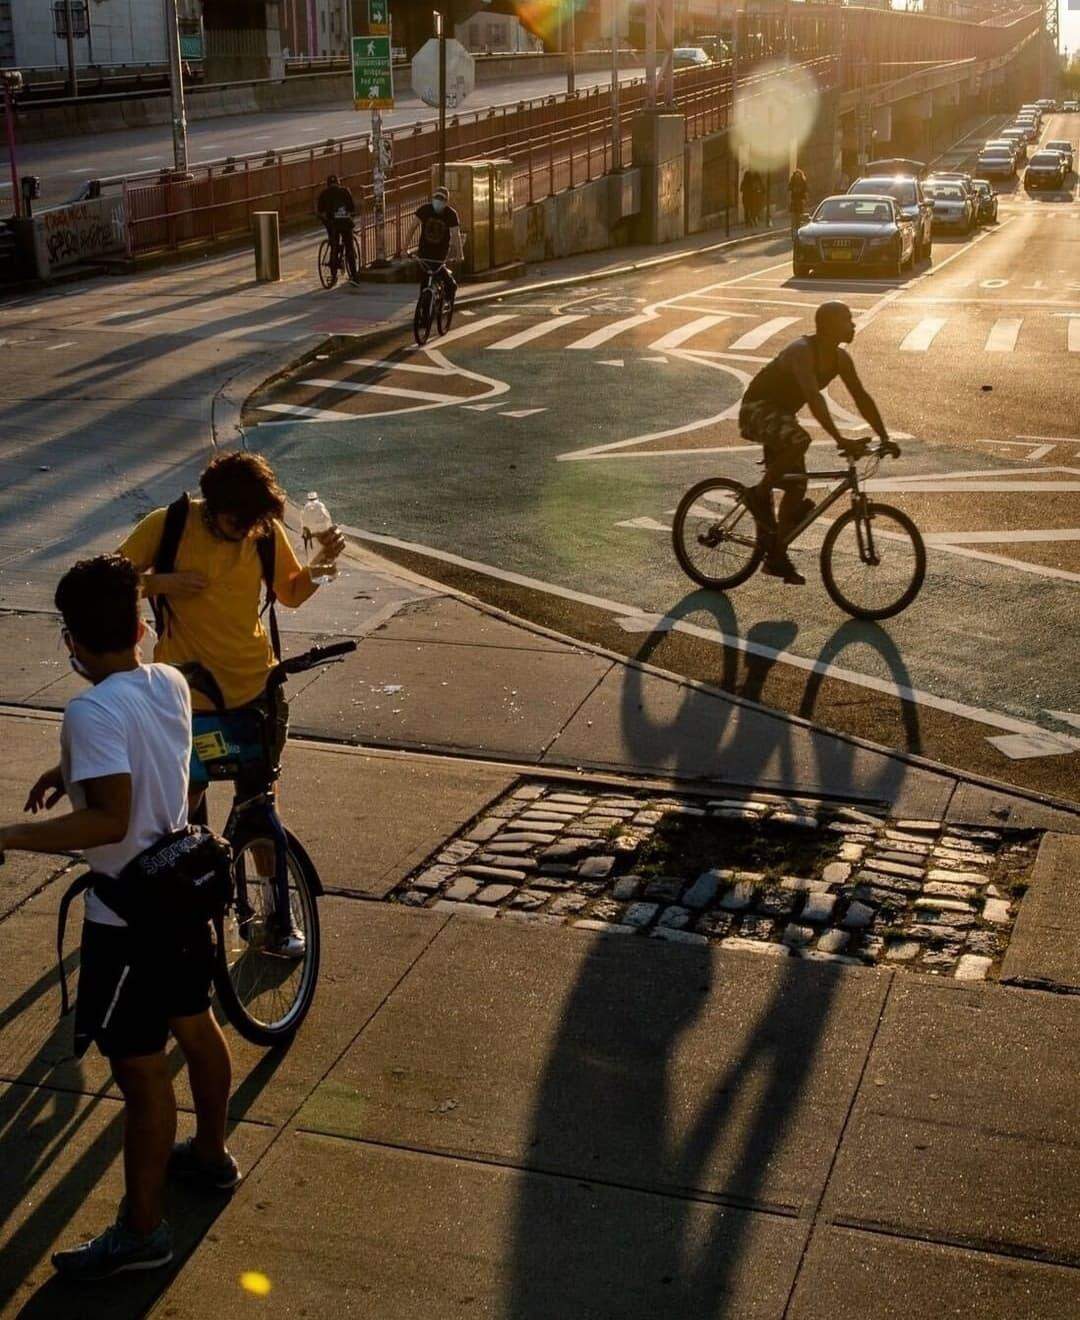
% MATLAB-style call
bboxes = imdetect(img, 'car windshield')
[1029,154,1060,166]
[815,198,894,222]
[973,182,990,195]
[926,185,964,200]
[848,179,915,204]
[1046,142,1071,151]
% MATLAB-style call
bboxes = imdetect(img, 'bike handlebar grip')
[882,440,901,458]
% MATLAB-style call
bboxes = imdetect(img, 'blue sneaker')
[52,1217,173,1281]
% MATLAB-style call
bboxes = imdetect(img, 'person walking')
[0,555,238,1281]
[788,168,808,219]
[740,168,757,226]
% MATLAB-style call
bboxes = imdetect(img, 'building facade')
[1,0,205,70]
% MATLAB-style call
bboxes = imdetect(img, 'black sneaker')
[52,1217,173,1281]
[761,553,806,586]
[169,1137,242,1191]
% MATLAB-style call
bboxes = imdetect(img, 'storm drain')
[389,782,1039,980]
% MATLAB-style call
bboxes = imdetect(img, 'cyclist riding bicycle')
[406,185,462,300]
[740,301,891,585]
[316,173,359,284]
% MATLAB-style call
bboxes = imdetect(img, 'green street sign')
[368,0,388,30]
[352,35,393,109]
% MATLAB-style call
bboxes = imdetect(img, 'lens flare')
[516,0,584,42]
[731,61,821,169]
[240,1271,272,1296]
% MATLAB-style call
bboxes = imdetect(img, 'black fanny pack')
[56,825,233,1015]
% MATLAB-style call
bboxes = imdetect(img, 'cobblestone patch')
[389,783,1040,980]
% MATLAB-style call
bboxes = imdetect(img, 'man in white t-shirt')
[0,555,238,1282]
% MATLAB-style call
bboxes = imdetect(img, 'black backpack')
[149,493,281,661]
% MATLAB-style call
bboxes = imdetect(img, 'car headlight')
[867,235,894,247]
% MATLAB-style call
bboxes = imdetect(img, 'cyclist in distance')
[316,173,360,283]
[739,301,891,585]
[406,185,463,301]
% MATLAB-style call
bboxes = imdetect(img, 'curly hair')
[55,554,142,654]
[199,452,286,537]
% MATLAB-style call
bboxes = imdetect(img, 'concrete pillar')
[631,111,686,244]
[204,0,285,83]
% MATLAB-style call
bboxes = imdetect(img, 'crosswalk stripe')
[299,378,461,404]
[1069,320,1080,353]
[486,315,586,350]
[648,315,729,350]
[985,318,1022,352]
[259,403,353,422]
[727,316,801,351]
[900,318,947,352]
[417,314,515,347]
[345,356,451,375]
[567,314,653,350]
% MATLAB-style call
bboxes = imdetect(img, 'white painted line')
[486,315,585,350]
[987,732,1077,760]
[420,314,515,346]
[833,481,1080,494]
[137,155,163,162]
[345,356,452,375]
[923,528,1080,545]
[567,314,652,350]
[462,402,503,411]
[96,309,146,322]
[615,516,671,531]
[900,318,947,352]
[598,359,624,367]
[648,315,729,351]
[45,341,76,351]
[299,378,461,404]
[1015,435,1079,443]
[643,355,670,363]
[1070,320,1080,353]
[501,408,547,418]
[259,403,354,421]
[984,317,1022,352]
[337,521,1080,751]
[726,316,800,352]
[1022,444,1055,462]
[1046,709,1080,731]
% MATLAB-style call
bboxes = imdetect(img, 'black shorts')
[74,918,215,1060]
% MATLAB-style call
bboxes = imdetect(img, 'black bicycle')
[672,439,926,620]
[189,641,356,1046]
[318,228,361,289]
[413,256,455,345]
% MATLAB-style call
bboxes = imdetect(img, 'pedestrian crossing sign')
[352,35,393,109]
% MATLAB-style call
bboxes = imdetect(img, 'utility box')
[438,162,491,275]
[488,158,515,268]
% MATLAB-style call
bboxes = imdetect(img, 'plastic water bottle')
[301,492,336,586]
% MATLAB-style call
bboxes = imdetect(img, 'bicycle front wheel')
[672,477,767,590]
[317,240,336,290]
[820,502,926,620]
[214,821,321,1047]
[437,283,455,335]
[413,288,434,345]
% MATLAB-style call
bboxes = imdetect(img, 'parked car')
[970,179,998,224]
[673,47,712,68]
[922,180,975,232]
[793,195,916,277]
[976,146,1017,178]
[999,128,1029,162]
[847,174,933,259]
[1044,139,1075,173]
[1025,151,1068,190]
[1064,100,1079,113]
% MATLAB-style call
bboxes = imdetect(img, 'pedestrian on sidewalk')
[788,167,808,219]
[0,554,239,1281]
[118,453,345,950]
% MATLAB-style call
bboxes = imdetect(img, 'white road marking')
[259,403,354,422]
[1015,434,1079,443]
[137,155,163,162]
[501,408,547,418]
[598,359,624,367]
[984,317,1022,352]
[345,356,452,375]
[923,528,1080,544]
[96,309,146,322]
[987,732,1077,760]
[726,316,800,351]
[45,341,76,351]
[900,318,947,352]
[643,355,670,363]
[1020,444,1055,462]
[299,378,461,404]
[1047,709,1080,731]
[486,315,585,350]
[414,314,515,346]
[648,315,729,350]
[337,521,1080,752]
[837,481,1080,494]
[462,402,503,411]
[567,314,652,350]
[615,517,671,531]
[1069,320,1080,353]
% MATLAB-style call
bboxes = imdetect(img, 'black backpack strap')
[255,530,281,660]
[150,493,191,640]
[56,871,95,1016]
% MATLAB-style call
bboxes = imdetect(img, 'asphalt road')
[244,113,1080,799]
[5,67,645,209]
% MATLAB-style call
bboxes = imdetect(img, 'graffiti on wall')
[35,197,127,275]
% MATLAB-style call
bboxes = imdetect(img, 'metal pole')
[663,0,674,105]
[568,0,576,95]
[372,106,387,264]
[646,0,657,108]
[437,8,446,186]
[2,79,21,218]
[163,0,189,173]
[63,0,79,98]
[610,0,620,169]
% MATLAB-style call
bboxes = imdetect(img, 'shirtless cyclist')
[739,301,891,585]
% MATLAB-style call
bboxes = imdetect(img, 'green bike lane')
[243,248,1080,799]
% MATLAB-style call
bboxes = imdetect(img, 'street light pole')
[163,0,189,173]
[436,8,446,186]
[63,0,79,98]
[610,0,620,169]
[568,0,576,95]
[2,72,22,218]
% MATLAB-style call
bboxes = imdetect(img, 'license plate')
[827,250,854,261]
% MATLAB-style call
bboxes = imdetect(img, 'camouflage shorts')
[738,401,813,473]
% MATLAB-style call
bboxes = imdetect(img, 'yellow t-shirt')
[120,499,306,711]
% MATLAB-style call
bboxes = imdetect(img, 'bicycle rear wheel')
[672,477,767,590]
[413,287,434,345]
[317,240,336,290]
[214,820,321,1047]
[820,501,926,620]
[437,282,455,335]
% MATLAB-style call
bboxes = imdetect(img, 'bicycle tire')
[437,283,455,335]
[819,501,926,620]
[413,287,434,346]
[317,240,336,290]
[672,477,766,590]
[213,820,321,1047]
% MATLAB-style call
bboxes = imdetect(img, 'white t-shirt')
[61,663,192,927]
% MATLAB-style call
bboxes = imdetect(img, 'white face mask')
[432,198,446,214]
